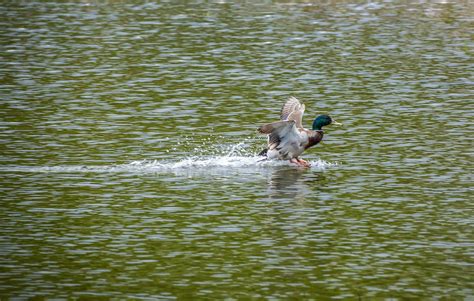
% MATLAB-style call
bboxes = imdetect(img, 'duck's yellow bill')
[332,120,342,126]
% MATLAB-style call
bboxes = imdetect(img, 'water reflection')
[267,167,313,203]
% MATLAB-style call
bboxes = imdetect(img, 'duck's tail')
[257,148,268,163]
[257,148,268,157]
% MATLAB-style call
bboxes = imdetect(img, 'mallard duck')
[257,96,341,167]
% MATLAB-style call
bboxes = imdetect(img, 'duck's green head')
[312,114,342,130]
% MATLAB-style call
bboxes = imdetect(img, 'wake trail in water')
[0,140,337,173]
[0,156,337,174]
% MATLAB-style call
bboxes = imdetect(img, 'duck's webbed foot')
[296,158,311,167]
[289,158,311,167]
[297,158,311,167]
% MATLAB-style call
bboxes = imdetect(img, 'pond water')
[1,1,473,299]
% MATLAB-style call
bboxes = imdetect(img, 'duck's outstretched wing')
[280,96,305,129]
[258,120,300,151]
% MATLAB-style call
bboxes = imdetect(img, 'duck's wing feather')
[280,96,305,129]
[258,120,301,150]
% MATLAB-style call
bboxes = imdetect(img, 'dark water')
[1,1,473,299]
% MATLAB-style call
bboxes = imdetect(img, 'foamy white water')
[0,156,337,174]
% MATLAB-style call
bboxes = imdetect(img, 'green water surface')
[1,1,473,299]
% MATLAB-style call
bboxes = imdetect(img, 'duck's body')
[258,120,324,160]
[258,97,340,167]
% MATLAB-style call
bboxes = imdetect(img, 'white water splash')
[0,135,337,174]
[0,156,337,174]
[130,156,286,170]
